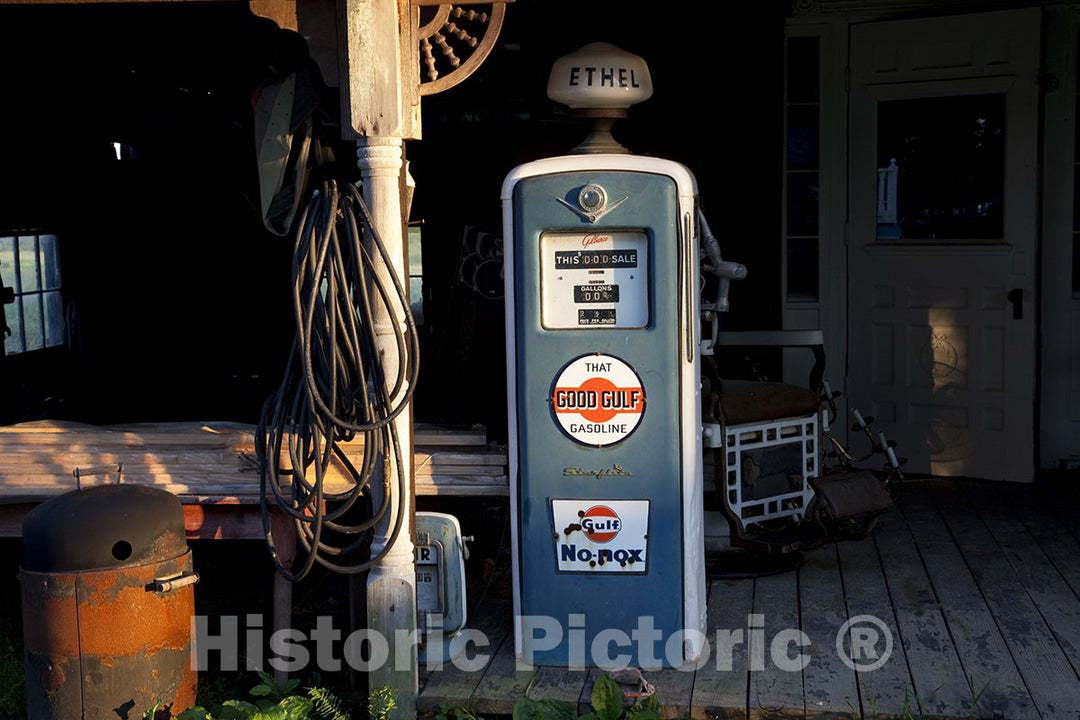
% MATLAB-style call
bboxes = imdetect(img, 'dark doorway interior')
[0,1,784,438]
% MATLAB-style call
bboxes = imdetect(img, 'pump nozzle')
[698,210,746,312]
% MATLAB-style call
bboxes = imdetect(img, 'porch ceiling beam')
[412,0,507,4]
[0,0,302,34]
[0,0,244,4]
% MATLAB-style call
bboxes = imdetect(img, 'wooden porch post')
[356,135,417,716]
[338,0,421,715]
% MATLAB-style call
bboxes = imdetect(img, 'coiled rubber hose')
[256,180,419,581]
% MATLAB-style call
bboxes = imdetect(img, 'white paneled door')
[847,9,1040,480]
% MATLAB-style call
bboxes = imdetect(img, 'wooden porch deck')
[417,477,1080,719]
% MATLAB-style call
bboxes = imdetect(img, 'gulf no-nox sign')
[552,499,650,573]
[550,353,645,447]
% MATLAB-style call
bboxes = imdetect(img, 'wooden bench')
[0,419,508,502]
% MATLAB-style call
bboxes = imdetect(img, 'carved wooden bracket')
[413,0,512,96]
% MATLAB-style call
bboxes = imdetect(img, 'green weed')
[0,617,26,720]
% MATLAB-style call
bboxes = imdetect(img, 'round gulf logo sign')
[580,505,621,543]
[550,353,645,447]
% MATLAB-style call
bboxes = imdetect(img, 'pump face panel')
[540,230,650,329]
[507,166,697,667]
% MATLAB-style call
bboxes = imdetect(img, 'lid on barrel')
[22,485,188,572]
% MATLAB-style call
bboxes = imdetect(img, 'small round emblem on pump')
[579,184,606,212]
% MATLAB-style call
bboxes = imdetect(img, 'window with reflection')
[0,233,64,355]
[876,94,1005,241]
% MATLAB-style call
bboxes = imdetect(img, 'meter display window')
[539,230,650,329]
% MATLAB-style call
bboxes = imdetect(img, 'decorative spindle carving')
[421,37,438,82]
[414,1,511,96]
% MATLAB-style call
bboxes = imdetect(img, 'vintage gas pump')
[502,43,706,669]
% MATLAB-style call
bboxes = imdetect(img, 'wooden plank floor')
[418,477,1080,718]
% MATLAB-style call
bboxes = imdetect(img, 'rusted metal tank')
[20,484,198,719]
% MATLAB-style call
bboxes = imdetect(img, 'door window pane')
[44,290,63,346]
[6,298,24,355]
[877,94,1006,240]
[41,234,61,290]
[23,292,44,351]
[786,237,819,302]
[20,236,40,292]
[786,104,819,170]
[783,34,821,303]
[1073,27,1080,298]
[786,172,819,237]
[1072,233,1080,298]
[786,36,819,104]
[0,237,13,287]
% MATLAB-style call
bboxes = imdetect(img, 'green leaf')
[626,689,660,720]
[435,701,453,720]
[513,696,543,720]
[537,699,577,720]
[631,694,659,713]
[279,695,314,718]
[316,685,355,720]
[175,708,213,720]
[216,701,260,720]
[590,675,624,720]
[513,696,577,720]
[250,685,273,697]
[246,696,312,720]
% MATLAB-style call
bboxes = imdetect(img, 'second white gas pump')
[502,43,706,669]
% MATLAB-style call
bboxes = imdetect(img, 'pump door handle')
[682,212,694,362]
[1007,288,1023,320]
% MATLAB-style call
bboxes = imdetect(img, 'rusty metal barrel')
[20,484,198,719]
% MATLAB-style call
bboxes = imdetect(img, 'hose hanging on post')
[256,179,419,582]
